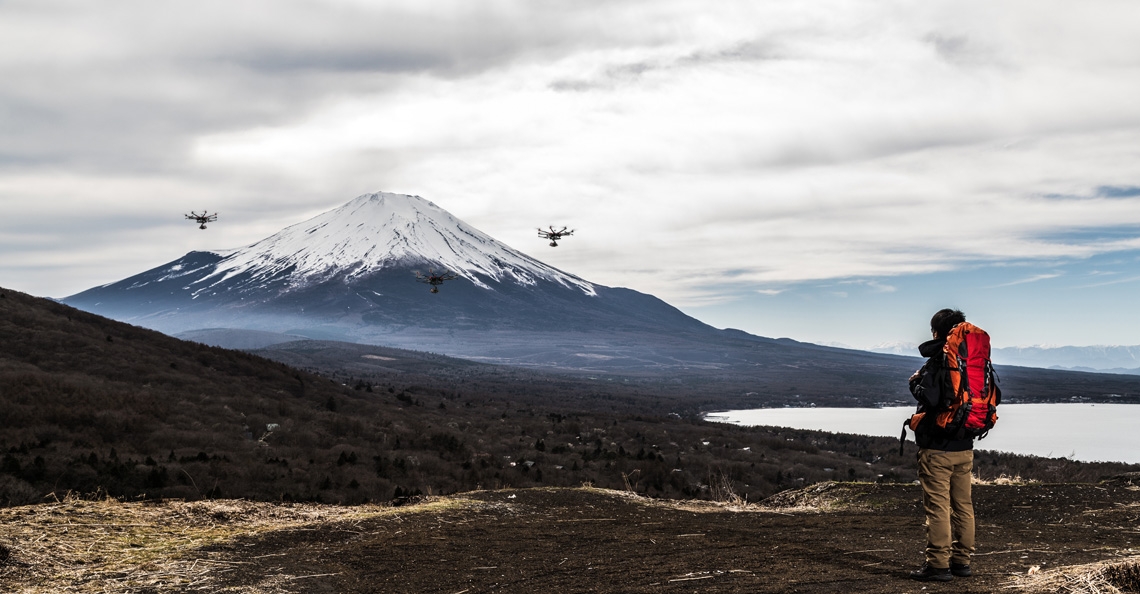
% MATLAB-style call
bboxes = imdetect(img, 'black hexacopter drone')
[538,226,573,247]
[415,269,458,293]
[185,211,218,230]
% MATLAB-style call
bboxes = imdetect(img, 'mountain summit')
[65,192,710,359]
[204,192,595,295]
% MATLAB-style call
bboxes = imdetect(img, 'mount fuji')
[64,192,720,365]
[62,191,1140,405]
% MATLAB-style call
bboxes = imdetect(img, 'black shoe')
[909,563,953,582]
[951,563,972,577]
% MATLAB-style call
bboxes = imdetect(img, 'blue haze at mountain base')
[686,250,1140,351]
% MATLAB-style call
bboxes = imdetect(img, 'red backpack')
[904,322,1000,447]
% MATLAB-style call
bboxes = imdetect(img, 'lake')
[705,403,1140,465]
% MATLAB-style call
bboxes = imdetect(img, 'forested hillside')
[2,287,1135,507]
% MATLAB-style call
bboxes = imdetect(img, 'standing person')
[907,308,979,582]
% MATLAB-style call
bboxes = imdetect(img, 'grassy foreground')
[3,484,1140,594]
[0,494,469,593]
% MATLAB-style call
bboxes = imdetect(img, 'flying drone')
[185,211,218,230]
[415,269,458,293]
[538,226,573,247]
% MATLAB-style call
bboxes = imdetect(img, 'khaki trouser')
[918,449,975,568]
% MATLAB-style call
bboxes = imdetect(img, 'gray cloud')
[680,39,784,65]
[4,0,1140,346]
[924,34,970,62]
[549,37,784,92]
[0,0,645,174]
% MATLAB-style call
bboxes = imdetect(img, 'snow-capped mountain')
[868,342,920,356]
[64,192,711,355]
[197,192,595,296]
[989,345,1140,373]
[870,340,1140,374]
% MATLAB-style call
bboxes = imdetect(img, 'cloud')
[4,0,1140,309]
[1076,275,1140,289]
[839,279,897,293]
[0,0,641,173]
[987,273,1063,288]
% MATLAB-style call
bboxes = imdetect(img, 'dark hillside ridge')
[4,287,1138,508]
[245,334,1140,412]
[63,254,712,338]
[63,255,1140,408]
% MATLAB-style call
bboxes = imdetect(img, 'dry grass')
[754,481,880,513]
[550,484,751,515]
[0,493,474,593]
[1012,555,1140,594]
[707,468,745,507]
[974,473,1039,485]
[594,483,822,514]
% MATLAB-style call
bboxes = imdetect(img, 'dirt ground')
[191,480,1140,593]
[3,479,1140,593]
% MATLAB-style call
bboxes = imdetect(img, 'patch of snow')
[868,341,919,355]
[199,192,595,296]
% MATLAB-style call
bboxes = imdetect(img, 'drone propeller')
[537,226,573,246]
[414,269,458,292]
[185,211,218,229]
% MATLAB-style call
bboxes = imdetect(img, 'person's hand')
[909,369,922,382]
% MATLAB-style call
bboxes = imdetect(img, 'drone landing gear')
[538,226,573,248]
[186,211,218,229]
[416,269,457,293]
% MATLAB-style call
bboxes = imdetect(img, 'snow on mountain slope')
[869,340,1140,371]
[192,192,595,296]
[64,191,726,345]
[868,342,919,356]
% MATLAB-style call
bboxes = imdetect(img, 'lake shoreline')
[705,403,1140,465]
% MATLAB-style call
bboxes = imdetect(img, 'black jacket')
[910,338,973,452]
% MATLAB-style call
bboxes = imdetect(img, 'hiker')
[905,308,998,582]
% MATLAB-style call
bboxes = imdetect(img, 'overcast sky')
[3,1,1139,349]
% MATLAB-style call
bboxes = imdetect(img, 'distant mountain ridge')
[869,342,1140,374]
[992,344,1140,372]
